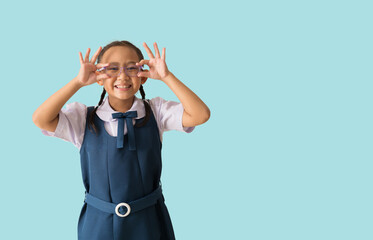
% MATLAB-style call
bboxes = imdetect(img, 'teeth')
[116,85,131,89]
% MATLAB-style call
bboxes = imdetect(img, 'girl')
[32,40,210,240]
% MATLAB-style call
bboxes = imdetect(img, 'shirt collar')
[96,96,146,122]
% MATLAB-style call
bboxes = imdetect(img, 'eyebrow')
[109,61,137,65]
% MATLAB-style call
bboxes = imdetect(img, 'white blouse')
[42,96,194,149]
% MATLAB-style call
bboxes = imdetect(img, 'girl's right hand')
[76,47,109,86]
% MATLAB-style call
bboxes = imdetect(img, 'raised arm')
[32,47,108,132]
[137,42,210,128]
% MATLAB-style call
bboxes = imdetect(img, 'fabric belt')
[84,186,163,217]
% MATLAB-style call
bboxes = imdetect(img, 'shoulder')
[63,102,88,114]
[60,102,88,123]
[41,101,88,149]
[148,96,166,108]
[146,97,164,115]
[147,97,180,120]
[148,97,178,111]
[147,96,194,133]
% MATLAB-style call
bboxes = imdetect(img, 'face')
[97,46,147,107]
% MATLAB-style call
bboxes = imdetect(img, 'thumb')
[96,73,110,81]
[137,70,150,78]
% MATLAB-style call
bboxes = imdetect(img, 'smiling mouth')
[115,84,132,89]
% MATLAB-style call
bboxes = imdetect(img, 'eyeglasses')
[96,64,143,77]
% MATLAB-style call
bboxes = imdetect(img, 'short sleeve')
[149,97,195,134]
[41,102,87,149]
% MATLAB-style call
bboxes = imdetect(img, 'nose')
[117,68,129,80]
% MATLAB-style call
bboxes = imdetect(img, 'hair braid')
[139,85,146,99]
[136,85,151,128]
[88,88,106,133]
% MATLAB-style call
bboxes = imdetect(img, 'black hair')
[88,41,151,134]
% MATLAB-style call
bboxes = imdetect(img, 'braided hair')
[88,41,151,133]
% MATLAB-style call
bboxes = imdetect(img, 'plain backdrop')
[1,0,372,239]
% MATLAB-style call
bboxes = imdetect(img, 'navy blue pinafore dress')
[78,105,176,240]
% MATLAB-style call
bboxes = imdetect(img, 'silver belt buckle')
[115,202,131,217]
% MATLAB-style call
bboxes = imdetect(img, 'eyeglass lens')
[105,65,141,77]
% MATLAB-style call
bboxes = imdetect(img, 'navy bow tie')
[112,111,138,150]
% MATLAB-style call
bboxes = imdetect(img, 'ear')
[140,77,148,85]
[96,73,105,86]
[97,79,104,86]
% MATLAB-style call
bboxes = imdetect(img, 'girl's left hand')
[136,42,170,81]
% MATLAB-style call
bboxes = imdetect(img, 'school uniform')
[42,96,194,240]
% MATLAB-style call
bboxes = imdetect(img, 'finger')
[143,42,155,59]
[96,73,110,80]
[84,48,91,62]
[136,59,150,66]
[161,47,166,61]
[79,52,84,64]
[96,63,110,69]
[91,47,102,64]
[137,70,150,78]
[154,42,160,59]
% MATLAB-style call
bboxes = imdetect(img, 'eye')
[108,67,119,71]
[126,66,138,71]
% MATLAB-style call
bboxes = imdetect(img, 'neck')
[108,96,135,113]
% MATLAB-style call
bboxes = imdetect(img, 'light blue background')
[1,0,372,239]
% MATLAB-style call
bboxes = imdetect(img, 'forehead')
[101,46,139,64]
